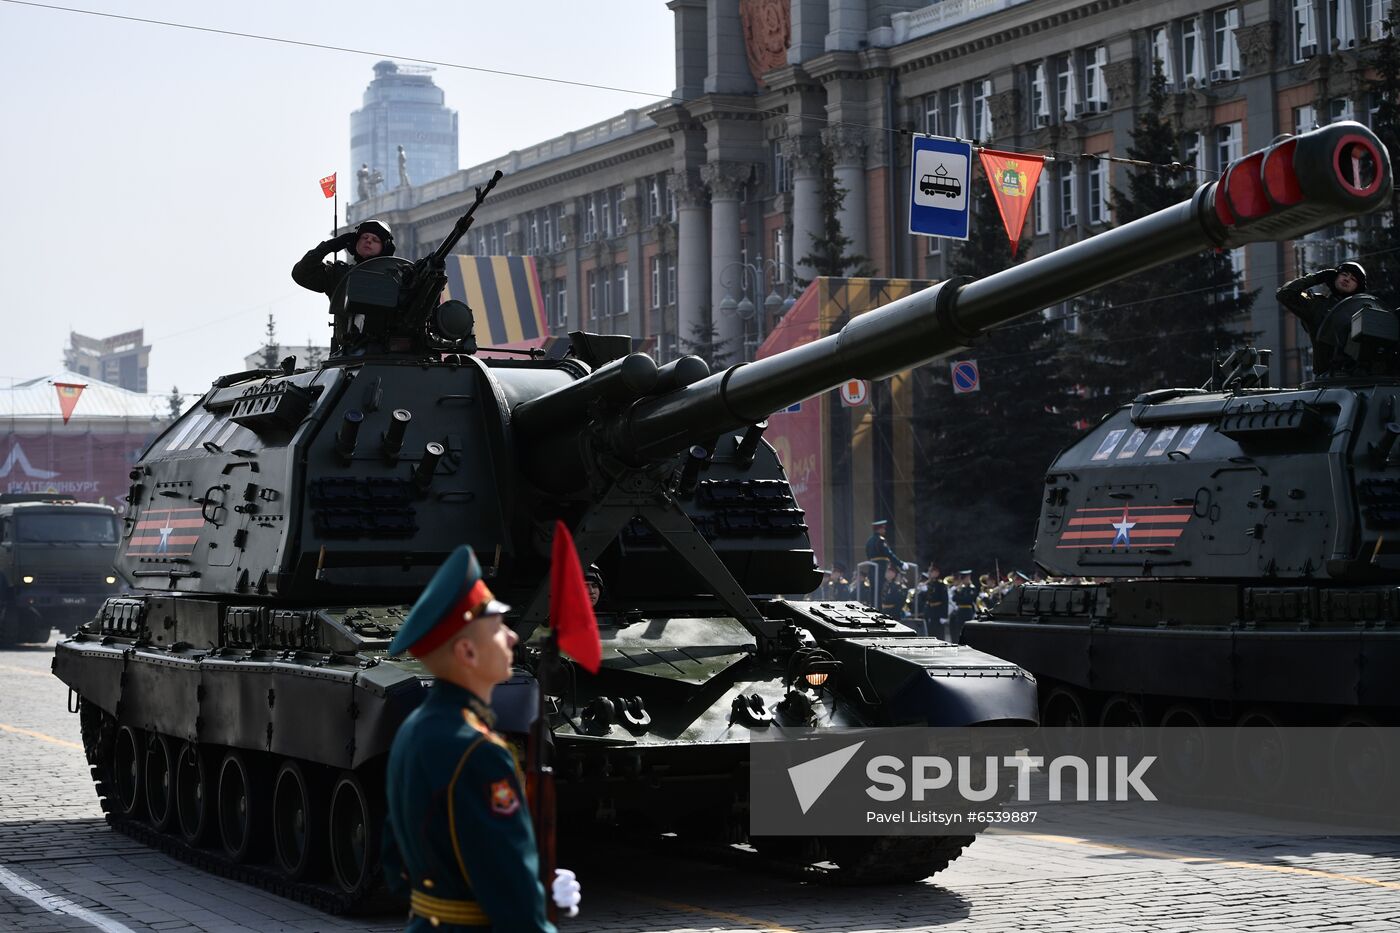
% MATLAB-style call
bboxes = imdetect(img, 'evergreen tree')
[304,337,326,368]
[797,150,875,284]
[166,386,185,421]
[912,164,1073,573]
[260,314,280,370]
[1359,8,1400,308]
[1058,64,1253,427]
[677,311,736,369]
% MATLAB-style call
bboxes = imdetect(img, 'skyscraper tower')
[350,60,458,199]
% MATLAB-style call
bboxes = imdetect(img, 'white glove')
[551,868,581,918]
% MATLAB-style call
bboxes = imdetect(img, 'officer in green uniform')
[383,545,581,931]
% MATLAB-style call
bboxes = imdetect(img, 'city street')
[3,635,1399,933]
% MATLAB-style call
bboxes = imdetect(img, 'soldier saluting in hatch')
[291,219,397,300]
[1276,261,1370,374]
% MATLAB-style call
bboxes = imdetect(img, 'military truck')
[0,494,122,645]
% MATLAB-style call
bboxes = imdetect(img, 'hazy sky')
[0,0,675,401]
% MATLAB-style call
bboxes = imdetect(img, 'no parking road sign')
[910,136,972,241]
[951,359,980,394]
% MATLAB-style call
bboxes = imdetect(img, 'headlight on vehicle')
[21,575,34,584]
[105,575,117,585]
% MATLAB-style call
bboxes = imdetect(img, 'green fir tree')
[260,313,280,370]
[678,310,737,370]
[912,164,1072,572]
[166,386,185,421]
[797,150,875,284]
[1057,63,1254,426]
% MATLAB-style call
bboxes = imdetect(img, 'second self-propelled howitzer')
[53,123,1390,909]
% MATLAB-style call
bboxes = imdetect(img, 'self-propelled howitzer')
[53,123,1390,910]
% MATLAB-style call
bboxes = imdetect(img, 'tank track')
[823,834,975,883]
[79,709,396,917]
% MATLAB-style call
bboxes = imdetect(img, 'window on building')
[1181,16,1206,85]
[1228,247,1247,297]
[666,256,677,306]
[948,86,965,138]
[647,177,662,224]
[1365,0,1393,40]
[600,267,612,316]
[1060,161,1078,228]
[772,228,787,281]
[1084,46,1109,111]
[1366,90,1383,127]
[666,185,677,222]
[1152,28,1176,87]
[1332,0,1359,48]
[584,195,597,242]
[1295,0,1319,61]
[1215,121,1243,170]
[1212,8,1241,79]
[925,91,942,135]
[587,270,599,319]
[1035,178,1050,235]
[1056,55,1079,119]
[612,186,627,235]
[615,265,629,317]
[555,280,567,328]
[1294,104,1318,133]
[1330,97,1355,123]
[599,190,614,239]
[526,212,539,253]
[542,207,554,251]
[650,256,661,310]
[1030,63,1049,127]
[474,230,487,257]
[771,141,791,194]
[488,223,500,255]
[1087,155,1110,224]
[973,79,994,140]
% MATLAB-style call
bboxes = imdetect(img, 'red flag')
[319,173,337,198]
[53,382,86,425]
[978,149,1045,257]
[549,520,601,673]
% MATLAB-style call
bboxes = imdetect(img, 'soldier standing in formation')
[878,563,910,621]
[948,570,979,643]
[919,563,948,638]
[382,545,581,931]
[863,520,900,607]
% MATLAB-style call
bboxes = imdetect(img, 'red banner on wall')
[978,149,1045,257]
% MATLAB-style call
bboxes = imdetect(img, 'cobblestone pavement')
[4,636,1399,932]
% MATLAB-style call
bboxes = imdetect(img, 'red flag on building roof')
[53,382,86,425]
[978,149,1045,257]
[549,520,601,674]
[319,173,337,199]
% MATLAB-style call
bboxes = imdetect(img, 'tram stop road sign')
[909,136,972,241]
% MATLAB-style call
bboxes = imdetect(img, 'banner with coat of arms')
[977,149,1045,257]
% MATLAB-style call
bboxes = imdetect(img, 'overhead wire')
[2,0,1224,180]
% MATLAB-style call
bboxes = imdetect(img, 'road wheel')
[112,725,144,818]
[1156,705,1211,795]
[143,733,176,831]
[1330,717,1390,811]
[329,771,379,896]
[1233,709,1292,799]
[175,743,212,844]
[273,759,325,881]
[217,751,266,862]
[1040,685,1090,757]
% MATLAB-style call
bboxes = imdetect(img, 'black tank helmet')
[1334,261,1367,292]
[353,219,396,261]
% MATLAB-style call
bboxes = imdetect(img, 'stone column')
[702,161,752,357]
[670,170,710,348]
[706,0,756,94]
[823,126,868,265]
[783,135,826,283]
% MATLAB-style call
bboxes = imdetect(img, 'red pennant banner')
[53,382,86,425]
[549,520,602,674]
[978,149,1045,257]
[319,173,337,199]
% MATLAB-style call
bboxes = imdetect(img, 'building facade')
[350,60,459,200]
[342,0,1392,572]
[349,0,1392,382]
[63,330,151,393]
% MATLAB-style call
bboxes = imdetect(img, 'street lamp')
[718,256,797,353]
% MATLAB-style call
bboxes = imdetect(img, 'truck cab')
[0,495,123,644]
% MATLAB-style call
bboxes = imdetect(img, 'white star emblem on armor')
[157,523,175,553]
[1111,508,1136,548]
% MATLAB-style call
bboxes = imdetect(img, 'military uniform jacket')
[864,534,900,565]
[383,680,555,933]
[291,240,353,299]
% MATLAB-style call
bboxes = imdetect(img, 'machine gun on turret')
[329,170,503,356]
